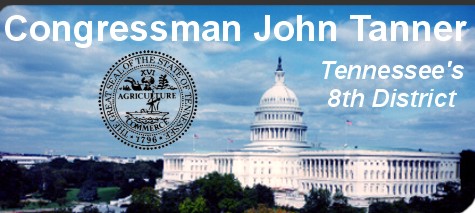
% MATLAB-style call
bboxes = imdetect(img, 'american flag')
[193,133,200,139]
[346,120,353,126]
[227,138,234,143]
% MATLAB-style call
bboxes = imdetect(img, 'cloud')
[198,42,240,53]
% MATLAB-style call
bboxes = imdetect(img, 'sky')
[0,5,474,157]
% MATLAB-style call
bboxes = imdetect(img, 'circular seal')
[99,50,197,150]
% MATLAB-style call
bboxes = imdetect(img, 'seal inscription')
[99,50,197,150]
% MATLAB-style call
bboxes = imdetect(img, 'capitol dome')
[259,57,299,108]
[244,57,310,152]
[260,83,299,107]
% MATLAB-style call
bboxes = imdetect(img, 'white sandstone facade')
[159,58,460,208]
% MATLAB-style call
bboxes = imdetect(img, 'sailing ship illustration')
[126,91,169,124]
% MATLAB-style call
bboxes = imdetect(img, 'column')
[308,160,311,177]
[435,161,440,179]
[313,158,317,177]
[403,161,407,180]
[428,161,432,180]
[303,160,306,176]
[331,159,334,178]
[327,159,330,178]
[387,160,391,180]
[320,159,324,178]
[310,159,314,177]
[421,161,425,180]
[309,160,313,178]
[322,158,327,178]
[425,161,430,180]
[395,160,398,179]
[422,161,426,180]
[341,160,344,179]
[335,159,339,178]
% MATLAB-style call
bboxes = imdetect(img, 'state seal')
[99,50,197,150]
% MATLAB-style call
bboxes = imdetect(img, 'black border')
[1,0,474,10]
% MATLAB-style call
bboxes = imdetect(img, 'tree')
[329,189,363,213]
[218,198,240,213]
[160,172,246,213]
[0,161,26,208]
[408,196,431,213]
[179,196,209,213]
[160,187,184,213]
[302,188,331,213]
[368,201,399,213]
[252,184,275,207]
[126,187,160,213]
[40,167,68,202]
[245,203,294,213]
[49,158,69,169]
[117,178,152,198]
[239,187,258,211]
[77,179,99,202]
[156,75,170,89]
[193,172,243,212]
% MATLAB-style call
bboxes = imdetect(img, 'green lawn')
[66,188,80,202]
[96,187,120,203]
[65,187,120,203]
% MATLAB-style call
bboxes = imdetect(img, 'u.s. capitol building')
[157,58,460,208]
